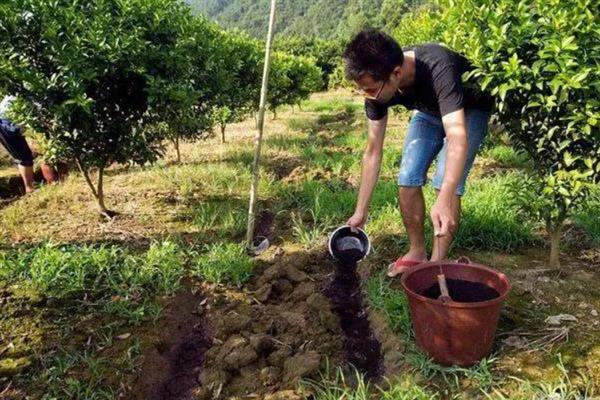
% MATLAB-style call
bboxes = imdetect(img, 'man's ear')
[391,66,402,80]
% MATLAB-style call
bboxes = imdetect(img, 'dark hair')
[343,29,404,82]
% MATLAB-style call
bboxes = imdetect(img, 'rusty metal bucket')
[400,260,510,366]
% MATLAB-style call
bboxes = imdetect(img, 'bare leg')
[430,190,461,261]
[398,186,428,261]
[18,165,34,193]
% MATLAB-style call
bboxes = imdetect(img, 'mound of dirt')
[195,249,345,399]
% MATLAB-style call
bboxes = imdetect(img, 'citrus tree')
[0,0,198,216]
[391,3,445,46]
[268,53,322,119]
[145,15,222,163]
[441,0,599,266]
[274,36,344,90]
[211,30,263,143]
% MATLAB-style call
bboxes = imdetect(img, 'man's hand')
[346,211,368,230]
[430,195,456,237]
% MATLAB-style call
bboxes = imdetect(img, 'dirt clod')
[195,251,344,398]
[220,312,252,335]
[255,283,273,302]
[283,351,321,383]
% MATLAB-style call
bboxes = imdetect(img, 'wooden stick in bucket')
[435,235,452,303]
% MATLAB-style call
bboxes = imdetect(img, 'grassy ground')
[0,89,599,399]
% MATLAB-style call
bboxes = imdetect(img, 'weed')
[192,242,254,286]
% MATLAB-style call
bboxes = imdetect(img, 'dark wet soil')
[420,278,500,302]
[133,281,212,400]
[151,328,212,400]
[324,261,383,380]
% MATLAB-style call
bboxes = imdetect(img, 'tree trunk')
[549,223,562,268]
[75,157,113,218]
[96,165,107,214]
[221,124,226,143]
[272,108,277,120]
[174,137,181,164]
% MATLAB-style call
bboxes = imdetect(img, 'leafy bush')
[0,0,206,216]
[269,53,323,119]
[440,0,599,265]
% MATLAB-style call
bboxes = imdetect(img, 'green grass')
[301,97,362,113]
[192,242,254,286]
[280,179,356,225]
[302,366,438,400]
[366,273,412,337]
[364,173,536,252]
[0,242,165,398]
[483,145,530,168]
[0,241,185,300]
[485,355,597,400]
[451,173,537,251]
[191,201,247,239]
[32,340,142,400]
[287,117,317,132]
[573,196,600,244]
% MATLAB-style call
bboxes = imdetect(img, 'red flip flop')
[386,258,424,277]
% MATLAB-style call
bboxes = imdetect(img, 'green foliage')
[192,242,254,286]
[145,14,223,147]
[366,272,412,337]
[210,29,263,139]
[302,365,438,399]
[269,52,323,114]
[573,191,600,244]
[187,0,427,39]
[326,60,353,90]
[439,0,599,265]
[453,173,536,251]
[274,36,344,89]
[0,0,323,210]
[0,241,185,300]
[391,3,445,46]
[0,0,191,166]
[0,0,204,212]
[483,145,530,168]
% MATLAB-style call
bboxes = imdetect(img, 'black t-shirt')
[365,43,494,120]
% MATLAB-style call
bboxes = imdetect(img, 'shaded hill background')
[184,0,423,39]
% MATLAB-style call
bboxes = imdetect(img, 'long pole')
[246,0,277,250]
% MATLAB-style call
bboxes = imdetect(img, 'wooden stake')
[246,0,277,251]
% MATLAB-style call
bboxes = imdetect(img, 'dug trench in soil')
[132,280,212,400]
[324,259,384,380]
[193,247,347,400]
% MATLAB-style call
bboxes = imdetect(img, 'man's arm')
[431,108,468,236]
[347,115,387,228]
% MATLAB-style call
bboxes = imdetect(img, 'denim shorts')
[397,109,490,196]
[0,119,34,167]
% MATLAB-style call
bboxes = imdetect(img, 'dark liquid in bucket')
[420,278,500,302]
[335,248,365,264]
